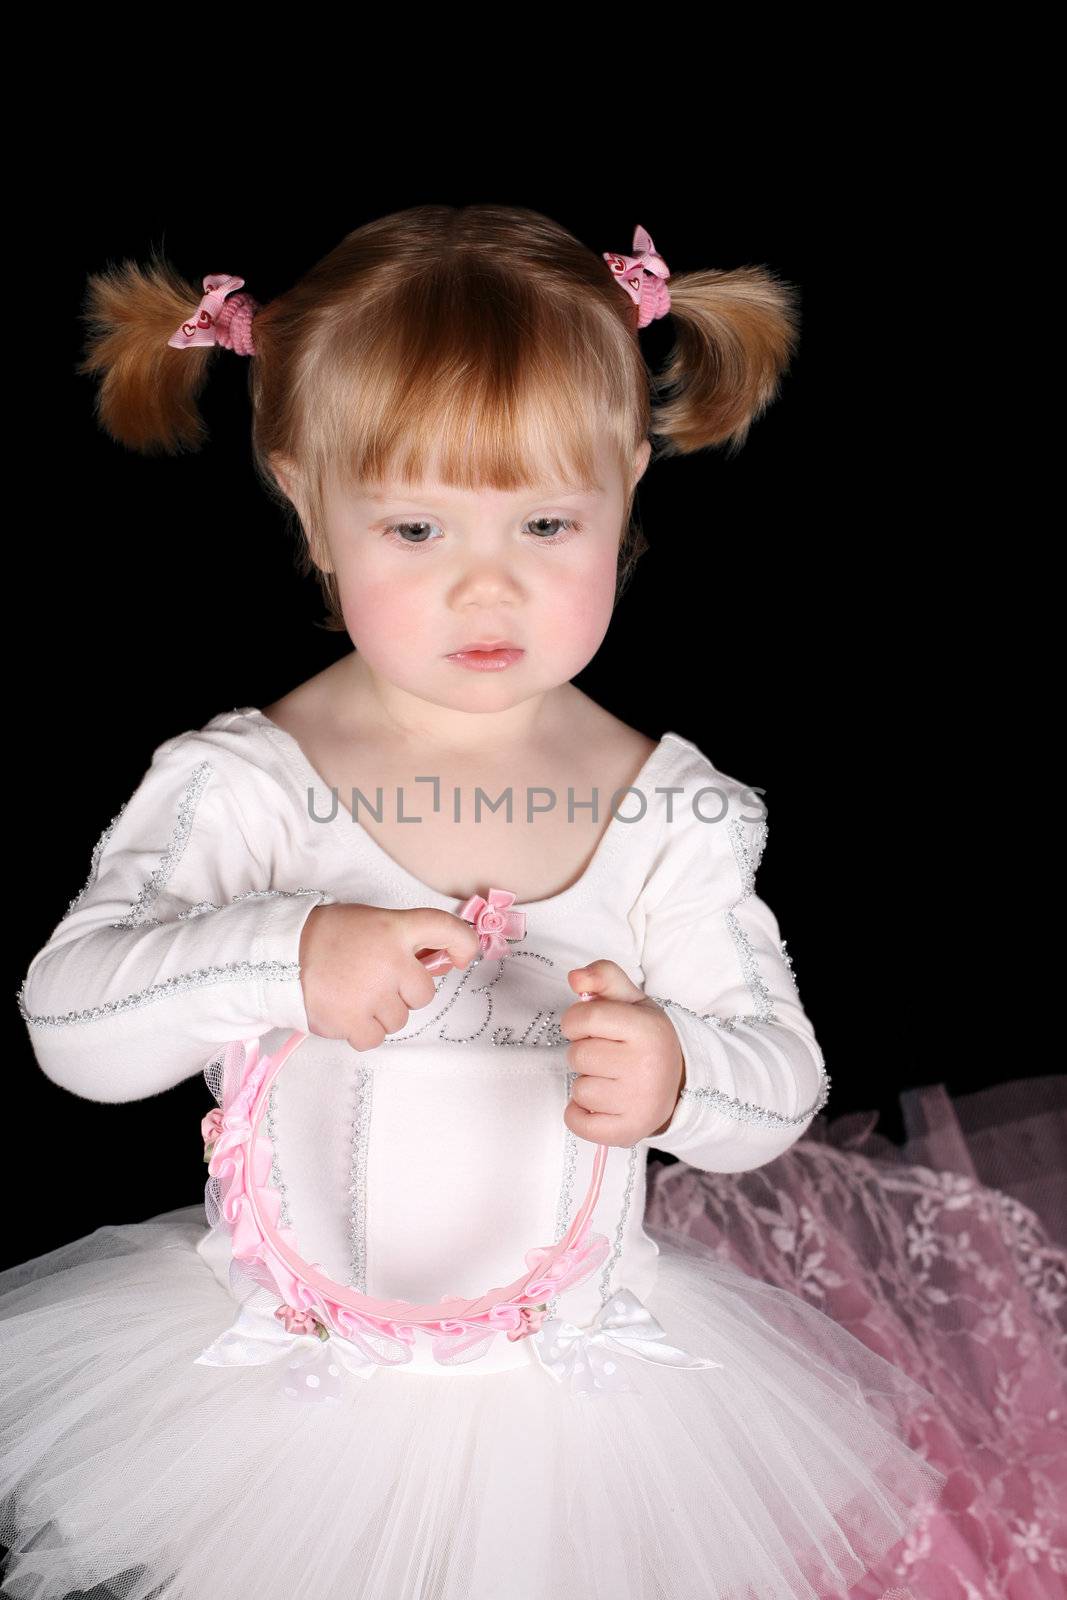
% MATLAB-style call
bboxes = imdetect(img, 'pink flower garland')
[202,1034,611,1367]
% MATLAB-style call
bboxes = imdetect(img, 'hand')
[559,959,687,1147]
[298,903,481,1052]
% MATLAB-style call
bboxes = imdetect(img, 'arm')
[636,765,829,1173]
[16,730,334,1104]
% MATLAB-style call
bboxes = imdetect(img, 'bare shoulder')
[260,657,355,744]
[558,689,660,786]
[258,691,304,740]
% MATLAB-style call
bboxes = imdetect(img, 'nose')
[449,553,524,608]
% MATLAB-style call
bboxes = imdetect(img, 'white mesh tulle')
[0,1201,946,1600]
[0,1038,952,1597]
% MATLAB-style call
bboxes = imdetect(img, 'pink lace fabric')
[645,1074,1067,1600]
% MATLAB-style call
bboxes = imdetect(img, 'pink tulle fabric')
[645,1074,1067,1600]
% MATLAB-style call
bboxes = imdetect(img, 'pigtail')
[76,245,221,455]
[649,266,801,459]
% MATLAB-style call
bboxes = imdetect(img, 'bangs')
[298,263,645,499]
[242,201,664,629]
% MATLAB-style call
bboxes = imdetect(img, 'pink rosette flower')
[201,1107,224,1159]
[476,905,507,938]
[487,1296,550,1339]
[456,888,526,960]
[274,1304,323,1338]
[505,1303,549,1342]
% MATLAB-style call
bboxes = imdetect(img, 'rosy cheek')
[535,558,617,663]
[337,575,416,653]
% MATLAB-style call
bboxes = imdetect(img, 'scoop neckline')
[237,705,685,915]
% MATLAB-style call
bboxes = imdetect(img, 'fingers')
[563,1097,630,1148]
[346,1017,387,1053]
[568,1070,621,1114]
[565,1035,620,1078]
[398,967,439,1012]
[560,996,635,1042]
[405,907,482,971]
[373,991,412,1035]
[349,989,413,1052]
[568,959,645,1004]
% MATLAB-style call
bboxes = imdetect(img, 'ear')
[630,438,652,491]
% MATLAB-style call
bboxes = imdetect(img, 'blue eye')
[385,520,439,546]
[526,517,579,539]
[382,517,582,550]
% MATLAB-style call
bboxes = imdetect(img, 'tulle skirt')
[0,1200,947,1600]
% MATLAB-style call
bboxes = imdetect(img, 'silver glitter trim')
[730,811,767,895]
[378,948,569,1048]
[725,813,773,1023]
[779,937,801,995]
[596,1142,640,1305]
[545,1078,580,1319]
[64,802,130,920]
[347,1063,374,1291]
[648,994,831,1126]
[176,888,335,924]
[645,811,830,1126]
[264,1081,293,1230]
[112,762,213,929]
[16,960,302,1027]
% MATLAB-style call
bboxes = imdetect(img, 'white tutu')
[0,1205,947,1600]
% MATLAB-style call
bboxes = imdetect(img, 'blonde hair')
[77,204,800,632]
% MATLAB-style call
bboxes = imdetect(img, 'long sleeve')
[634,750,829,1173]
[16,727,336,1104]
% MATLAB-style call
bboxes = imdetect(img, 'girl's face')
[315,434,651,724]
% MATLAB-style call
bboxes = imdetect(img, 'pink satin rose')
[274,1304,321,1337]
[506,1303,548,1342]
[457,889,526,960]
[201,1107,224,1153]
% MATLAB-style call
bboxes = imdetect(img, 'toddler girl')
[1,205,946,1600]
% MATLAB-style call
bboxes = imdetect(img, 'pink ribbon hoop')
[206,1026,612,1367]
[199,884,725,1388]
[203,886,611,1368]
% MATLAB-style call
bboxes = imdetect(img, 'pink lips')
[446,644,525,671]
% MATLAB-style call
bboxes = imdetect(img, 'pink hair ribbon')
[167,273,259,355]
[603,224,672,329]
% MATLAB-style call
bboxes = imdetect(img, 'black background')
[7,162,1025,1273]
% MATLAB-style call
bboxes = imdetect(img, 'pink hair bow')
[603,224,672,329]
[457,887,526,960]
[167,273,258,355]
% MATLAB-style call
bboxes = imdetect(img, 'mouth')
[450,640,520,652]
[445,642,525,671]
